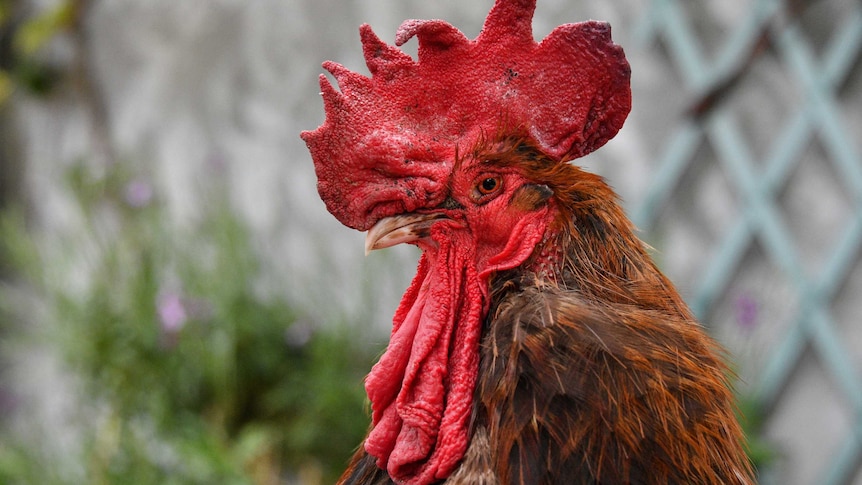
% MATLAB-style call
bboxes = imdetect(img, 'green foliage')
[0,70,12,103]
[735,394,780,479]
[0,0,73,103]
[13,1,75,57]
[0,161,376,484]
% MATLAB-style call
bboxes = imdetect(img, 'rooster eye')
[477,176,502,195]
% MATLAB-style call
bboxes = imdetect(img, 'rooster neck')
[487,190,692,321]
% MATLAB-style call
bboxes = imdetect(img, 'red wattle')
[363,214,549,485]
[364,233,483,485]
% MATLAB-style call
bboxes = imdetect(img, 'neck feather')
[503,170,693,320]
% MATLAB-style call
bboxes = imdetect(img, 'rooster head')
[301,1,631,484]
[301,0,630,232]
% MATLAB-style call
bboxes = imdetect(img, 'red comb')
[301,0,631,230]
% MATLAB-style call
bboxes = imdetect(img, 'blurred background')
[0,0,860,483]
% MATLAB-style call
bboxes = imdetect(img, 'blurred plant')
[736,393,780,481]
[0,0,74,103]
[0,159,375,484]
[725,291,779,477]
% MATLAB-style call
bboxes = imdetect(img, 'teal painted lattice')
[632,0,862,483]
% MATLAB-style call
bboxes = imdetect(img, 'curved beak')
[365,213,447,255]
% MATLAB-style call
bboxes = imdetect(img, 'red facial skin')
[418,165,553,269]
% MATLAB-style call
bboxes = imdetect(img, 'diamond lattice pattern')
[632,0,862,483]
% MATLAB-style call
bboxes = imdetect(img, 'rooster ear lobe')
[510,184,553,212]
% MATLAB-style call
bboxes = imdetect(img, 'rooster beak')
[365,213,447,255]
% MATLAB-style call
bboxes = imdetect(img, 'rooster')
[301,0,755,484]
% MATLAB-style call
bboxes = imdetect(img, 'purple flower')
[734,293,759,331]
[157,292,188,334]
[205,152,228,174]
[124,179,154,208]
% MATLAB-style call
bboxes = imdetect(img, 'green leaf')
[0,70,13,104]
[14,1,75,56]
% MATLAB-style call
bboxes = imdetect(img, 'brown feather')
[339,447,394,485]
[477,282,752,484]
